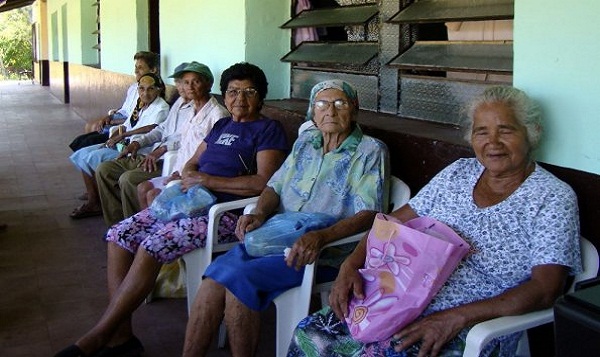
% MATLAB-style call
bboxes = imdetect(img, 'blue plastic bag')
[149,182,216,222]
[244,212,338,257]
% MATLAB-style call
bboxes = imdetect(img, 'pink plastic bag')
[345,213,470,343]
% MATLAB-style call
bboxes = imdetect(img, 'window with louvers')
[281,0,514,125]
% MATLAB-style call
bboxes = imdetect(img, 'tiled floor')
[0,80,275,357]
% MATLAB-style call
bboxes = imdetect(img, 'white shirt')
[125,96,170,155]
[172,96,230,173]
[114,83,140,119]
[133,96,195,152]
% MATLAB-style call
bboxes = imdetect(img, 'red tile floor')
[0,80,276,357]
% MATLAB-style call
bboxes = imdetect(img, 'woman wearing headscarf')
[181,80,390,357]
[287,86,581,357]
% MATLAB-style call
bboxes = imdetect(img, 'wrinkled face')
[312,88,354,135]
[182,72,209,102]
[137,76,161,105]
[133,59,155,81]
[224,79,261,121]
[174,78,188,101]
[471,101,531,176]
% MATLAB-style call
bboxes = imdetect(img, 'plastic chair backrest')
[462,237,599,357]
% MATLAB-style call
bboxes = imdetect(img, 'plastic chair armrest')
[323,231,366,249]
[161,150,178,176]
[462,308,553,357]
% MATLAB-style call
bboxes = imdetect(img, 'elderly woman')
[68,51,160,152]
[181,80,389,357]
[54,62,288,357]
[69,72,169,219]
[287,86,582,357]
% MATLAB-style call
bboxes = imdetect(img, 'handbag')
[345,213,470,343]
[243,212,337,257]
[149,182,216,222]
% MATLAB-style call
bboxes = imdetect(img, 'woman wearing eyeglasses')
[54,63,289,357]
[181,80,389,357]
[68,73,169,219]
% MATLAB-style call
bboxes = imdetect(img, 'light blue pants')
[69,143,119,176]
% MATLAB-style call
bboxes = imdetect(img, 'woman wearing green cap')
[54,62,289,357]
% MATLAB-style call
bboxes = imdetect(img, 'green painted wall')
[159,0,246,91]
[47,0,67,61]
[50,10,58,61]
[245,0,291,99]
[159,0,290,98]
[100,0,149,74]
[79,0,99,65]
[514,0,600,174]
[44,0,599,174]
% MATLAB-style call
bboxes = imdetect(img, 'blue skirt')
[204,245,304,311]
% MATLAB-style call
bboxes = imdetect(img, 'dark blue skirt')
[204,245,304,311]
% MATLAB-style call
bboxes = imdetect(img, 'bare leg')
[74,245,162,354]
[82,172,101,208]
[145,188,162,206]
[182,278,227,357]
[224,290,261,357]
[136,181,155,209]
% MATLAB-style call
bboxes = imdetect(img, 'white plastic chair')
[161,150,178,176]
[182,121,316,315]
[180,197,258,313]
[272,176,411,357]
[462,237,599,357]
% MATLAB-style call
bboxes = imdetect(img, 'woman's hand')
[93,117,109,133]
[118,141,141,159]
[391,309,466,357]
[180,171,208,192]
[235,213,267,241]
[105,134,123,149]
[285,230,326,270]
[329,261,364,321]
[163,171,182,185]
[139,150,161,172]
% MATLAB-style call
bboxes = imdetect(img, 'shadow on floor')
[0,81,276,357]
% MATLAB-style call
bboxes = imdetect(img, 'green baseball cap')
[170,61,214,84]
[168,62,190,79]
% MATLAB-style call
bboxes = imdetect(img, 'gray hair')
[463,86,543,149]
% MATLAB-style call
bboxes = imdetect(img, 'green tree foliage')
[0,7,33,78]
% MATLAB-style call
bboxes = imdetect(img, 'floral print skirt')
[105,207,239,264]
[287,307,510,357]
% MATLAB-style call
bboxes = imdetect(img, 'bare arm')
[235,186,281,239]
[106,124,158,148]
[122,124,158,138]
[181,149,287,197]
[393,264,568,357]
[285,210,378,270]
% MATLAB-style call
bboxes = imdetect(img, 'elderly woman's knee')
[118,170,139,190]
[95,160,118,181]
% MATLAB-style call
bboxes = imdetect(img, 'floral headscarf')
[306,80,359,122]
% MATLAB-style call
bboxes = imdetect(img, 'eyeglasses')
[225,88,259,99]
[314,99,350,111]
